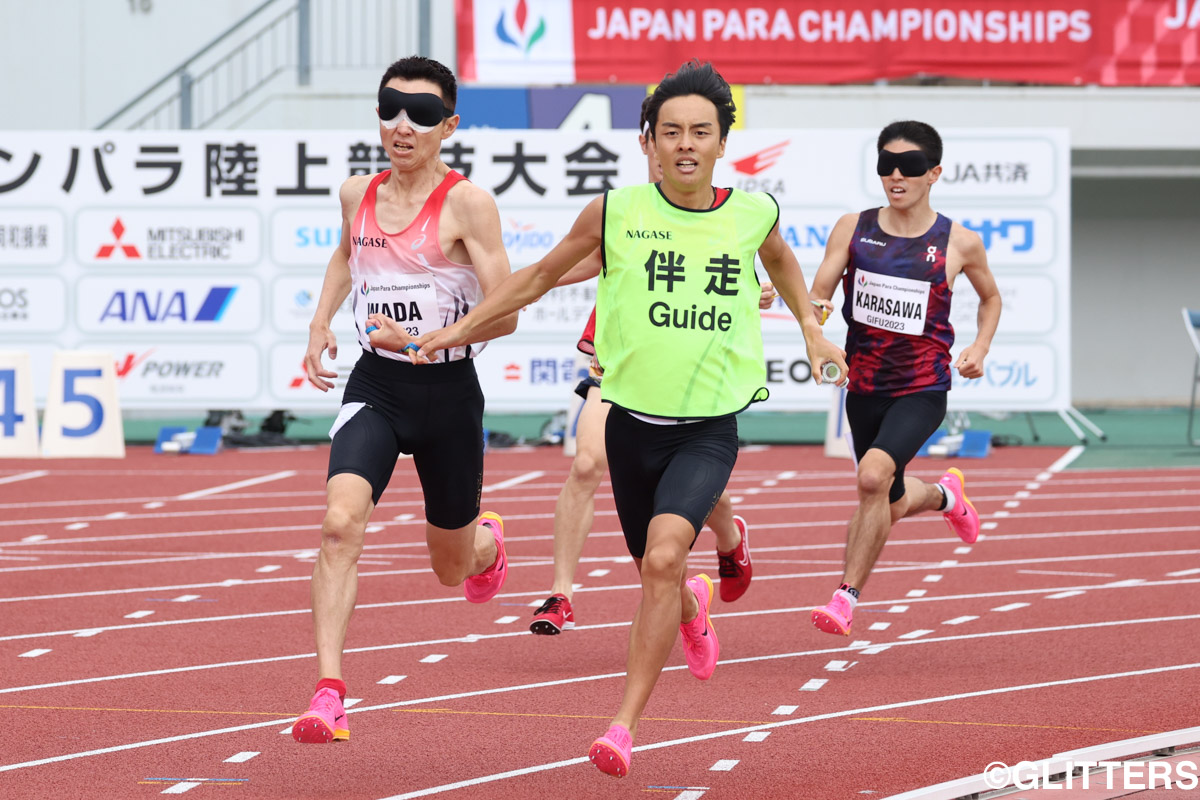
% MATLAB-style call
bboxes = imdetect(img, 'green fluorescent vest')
[596,183,778,418]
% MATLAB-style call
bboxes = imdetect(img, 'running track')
[2,444,1199,799]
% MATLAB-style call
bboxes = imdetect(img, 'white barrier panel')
[0,351,40,457]
[40,351,125,458]
[823,386,854,461]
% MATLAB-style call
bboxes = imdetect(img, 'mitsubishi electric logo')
[495,0,546,53]
[95,218,142,259]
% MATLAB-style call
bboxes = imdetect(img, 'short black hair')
[877,120,942,165]
[378,56,457,112]
[645,60,735,140]
[638,94,653,134]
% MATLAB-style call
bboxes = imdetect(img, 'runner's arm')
[416,197,604,360]
[758,223,848,384]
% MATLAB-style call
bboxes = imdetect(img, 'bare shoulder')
[444,178,500,219]
[338,174,373,215]
[949,220,985,256]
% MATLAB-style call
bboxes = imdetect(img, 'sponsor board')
[271,208,342,266]
[0,276,67,332]
[76,276,262,333]
[271,275,355,333]
[0,208,66,266]
[76,208,261,266]
[112,343,260,403]
[267,342,364,403]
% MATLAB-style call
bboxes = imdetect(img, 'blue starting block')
[154,425,224,454]
[917,429,992,459]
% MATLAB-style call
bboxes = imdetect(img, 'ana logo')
[95,218,141,259]
[495,0,546,53]
[731,141,790,176]
[99,287,237,323]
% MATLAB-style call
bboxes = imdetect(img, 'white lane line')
[104,511,128,520]
[344,698,362,708]
[1004,501,1021,508]
[1046,590,1086,599]
[710,760,739,771]
[906,590,927,598]
[942,616,978,626]
[18,648,51,657]
[482,471,544,493]
[5,626,1199,777]
[176,471,296,501]
[73,629,103,638]
[800,679,827,691]
[743,731,770,742]
[255,565,282,573]
[143,502,165,509]
[954,547,972,555]
[981,522,999,530]
[993,510,1010,518]
[824,660,857,671]
[993,602,1030,612]
[171,595,201,603]
[65,523,88,531]
[897,630,933,640]
[1168,568,1200,577]
[494,616,520,625]
[420,654,447,663]
[1015,491,1031,499]
[124,610,154,619]
[20,534,48,543]
[587,569,610,577]
[0,470,49,486]
[375,661,1200,799]
[4,569,1197,644]
[1046,446,1086,473]
[772,705,798,715]
[923,575,943,583]
[860,645,891,655]
[1018,569,1115,578]
[162,782,201,794]
[224,752,259,763]
[378,675,407,685]
[674,791,706,800]
[868,622,891,631]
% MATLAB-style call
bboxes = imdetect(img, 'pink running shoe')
[292,687,349,743]
[680,574,719,680]
[464,512,507,603]
[939,467,980,544]
[589,723,632,778]
[717,515,753,602]
[811,591,853,636]
[530,593,574,635]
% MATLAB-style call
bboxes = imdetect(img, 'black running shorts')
[845,390,947,504]
[604,407,738,559]
[327,350,484,530]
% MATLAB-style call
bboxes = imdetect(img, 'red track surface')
[2,444,1199,799]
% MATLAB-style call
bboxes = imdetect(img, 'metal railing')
[97,0,426,130]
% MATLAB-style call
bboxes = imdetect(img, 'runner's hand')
[304,327,339,392]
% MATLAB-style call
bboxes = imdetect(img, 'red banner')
[461,1,1200,86]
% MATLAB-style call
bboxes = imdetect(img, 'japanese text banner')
[0,127,1069,413]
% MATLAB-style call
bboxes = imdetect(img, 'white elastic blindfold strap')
[380,108,438,134]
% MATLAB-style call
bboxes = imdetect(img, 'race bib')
[359,277,440,338]
[850,269,930,335]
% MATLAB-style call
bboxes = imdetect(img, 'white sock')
[835,588,859,610]
[939,482,957,513]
